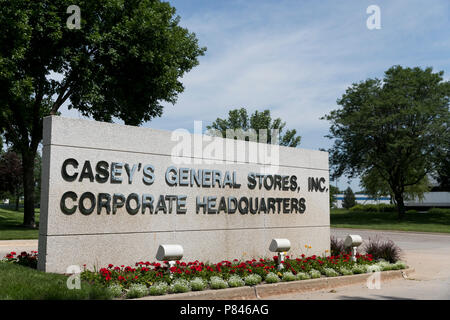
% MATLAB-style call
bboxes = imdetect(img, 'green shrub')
[322,267,339,277]
[210,276,229,289]
[349,203,396,212]
[428,208,450,214]
[244,274,262,286]
[309,269,321,279]
[296,272,311,280]
[149,282,169,296]
[227,275,245,288]
[126,284,148,299]
[339,267,353,276]
[349,204,367,212]
[190,277,207,291]
[108,284,123,298]
[265,272,280,283]
[281,271,296,282]
[170,279,191,293]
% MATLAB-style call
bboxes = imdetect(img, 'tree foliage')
[433,150,450,191]
[323,66,450,218]
[361,167,430,202]
[0,150,23,210]
[207,108,301,147]
[0,0,206,226]
[329,185,339,208]
[342,187,356,209]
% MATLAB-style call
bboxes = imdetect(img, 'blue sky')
[61,0,450,191]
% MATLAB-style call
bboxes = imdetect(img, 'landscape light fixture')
[156,244,184,276]
[269,238,291,270]
[344,234,363,262]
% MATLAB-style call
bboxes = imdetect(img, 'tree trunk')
[394,192,406,220]
[15,189,20,211]
[22,152,36,228]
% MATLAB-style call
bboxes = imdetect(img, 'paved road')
[2,228,449,299]
[0,240,38,259]
[268,228,450,300]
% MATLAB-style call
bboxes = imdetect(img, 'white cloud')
[58,0,450,190]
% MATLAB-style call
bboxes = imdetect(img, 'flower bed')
[3,251,38,269]
[79,253,407,299]
[2,250,407,299]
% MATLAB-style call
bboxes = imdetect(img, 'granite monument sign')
[38,116,330,273]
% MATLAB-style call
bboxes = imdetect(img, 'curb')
[136,267,415,300]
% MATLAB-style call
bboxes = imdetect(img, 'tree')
[329,185,339,208]
[0,151,23,211]
[206,108,301,147]
[342,187,356,209]
[433,150,450,191]
[0,0,206,227]
[361,167,430,202]
[34,152,42,206]
[323,66,450,219]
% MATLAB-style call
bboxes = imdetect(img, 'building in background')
[334,194,391,208]
[334,176,450,210]
[404,192,450,210]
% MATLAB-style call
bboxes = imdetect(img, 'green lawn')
[331,208,450,233]
[0,208,40,240]
[0,262,112,300]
